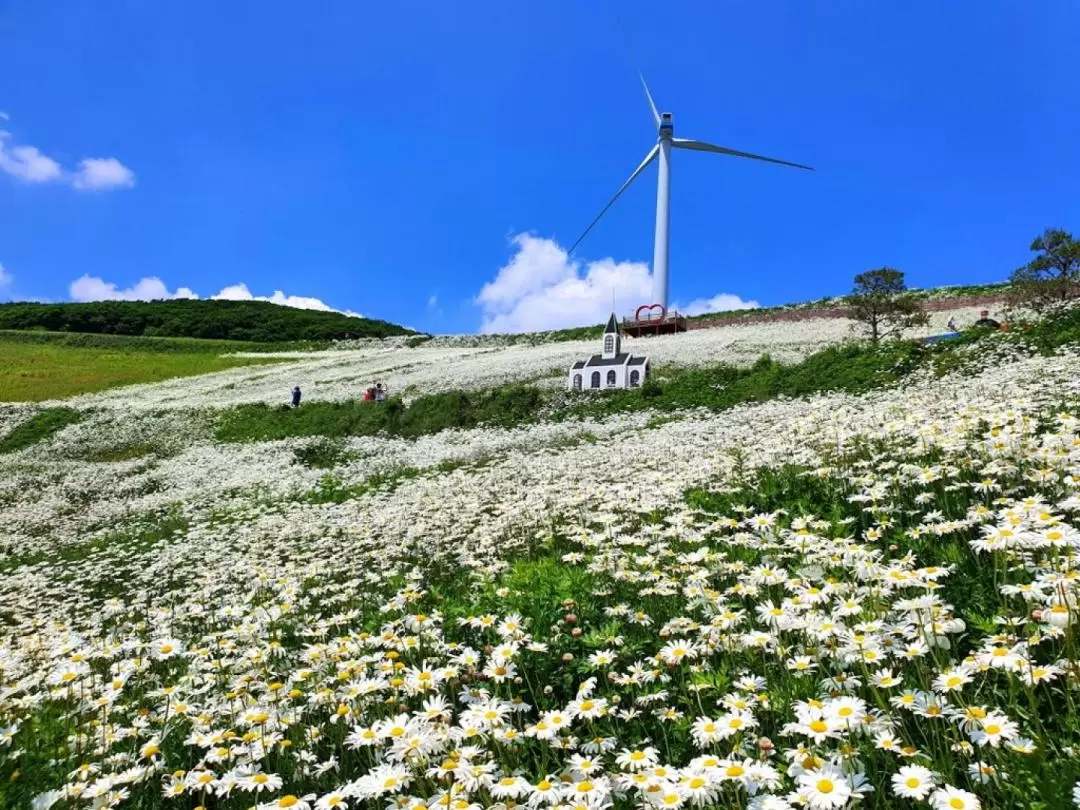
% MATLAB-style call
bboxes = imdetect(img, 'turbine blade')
[672,137,814,171]
[639,72,661,128]
[568,144,660,256]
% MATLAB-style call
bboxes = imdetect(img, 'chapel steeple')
[602,312,621,358]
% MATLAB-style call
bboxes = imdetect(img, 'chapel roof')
[582,353,631,367]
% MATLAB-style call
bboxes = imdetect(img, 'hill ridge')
[0,299,413,342]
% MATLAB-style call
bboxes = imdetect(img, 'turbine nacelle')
[658,112,673,137]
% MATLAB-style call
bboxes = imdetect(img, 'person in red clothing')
[362,387,375,402]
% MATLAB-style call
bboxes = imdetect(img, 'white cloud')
[475,233,759,333]
[72,157,136,190]
[214,282,335,311]
[211,282,363,317]
[0,131,63,183]
[427,294,438,309]
[476,233,651,334]
[0,127,134,190]
[69,275,199,302]
[0,112,9,121]
[0,262,12,290]
[678,292,760,317]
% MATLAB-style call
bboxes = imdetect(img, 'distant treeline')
[0,300,414,342]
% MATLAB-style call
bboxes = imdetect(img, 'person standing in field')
[291,386,302,408]
[375,382,386,402]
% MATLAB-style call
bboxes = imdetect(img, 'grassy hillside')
[0,331,290,402]
[0,299,413,342]
[215,308,1079,445]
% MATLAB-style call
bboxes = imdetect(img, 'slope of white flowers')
[3,306,1077,810]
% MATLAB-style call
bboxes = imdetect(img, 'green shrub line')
[216,386,545,443]
[0,408,82,454]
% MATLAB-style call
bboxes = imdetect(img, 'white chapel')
[567,313,650,391]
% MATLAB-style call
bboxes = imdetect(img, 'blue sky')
[1,1,1078,333]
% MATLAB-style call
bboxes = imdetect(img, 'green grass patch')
[0,334,292,402]
[303,466,424,504]
[217,385,545,442]
[0,407,81,453]
[0,329,306,354]
[293,438,356,469]
[296,458,479,504]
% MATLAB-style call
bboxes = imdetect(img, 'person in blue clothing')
[291,386,302,408]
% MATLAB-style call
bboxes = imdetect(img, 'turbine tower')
[569,74,813,313]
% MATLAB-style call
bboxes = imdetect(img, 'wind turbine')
[569,74,813,314]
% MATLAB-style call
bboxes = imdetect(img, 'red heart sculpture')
[635,303,666,322]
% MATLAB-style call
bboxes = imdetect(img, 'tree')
[847,268,928,342]
[1007,228,1080,315]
